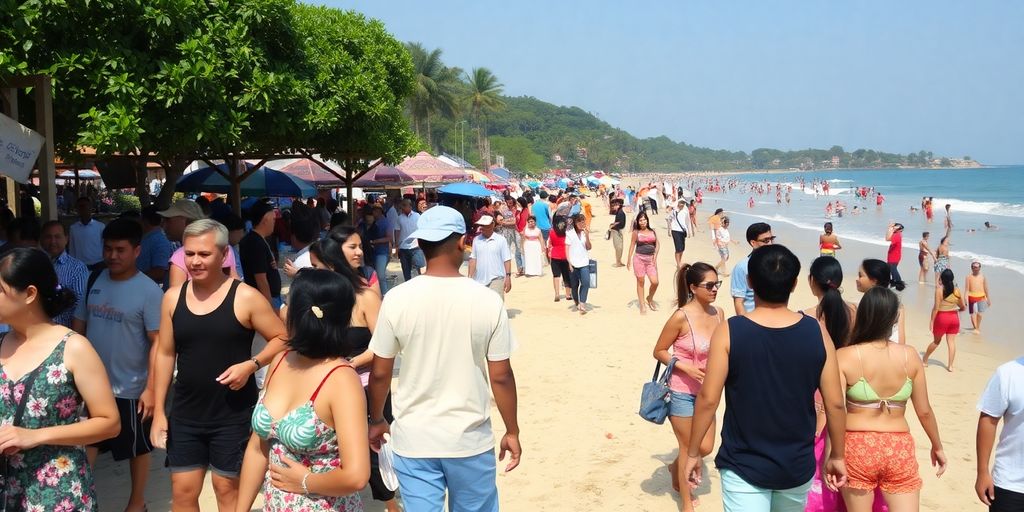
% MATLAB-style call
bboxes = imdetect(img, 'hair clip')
[56,284,63,291]
[310,305,323,319]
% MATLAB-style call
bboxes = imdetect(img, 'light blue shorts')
[393,450,498,512]
[720,468,812,512]
[669,391,696,418]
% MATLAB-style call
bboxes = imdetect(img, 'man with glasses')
[730,222,774,316]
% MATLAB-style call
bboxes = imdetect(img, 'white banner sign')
[0,113,45,183]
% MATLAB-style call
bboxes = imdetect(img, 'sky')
[325,1,1024,164]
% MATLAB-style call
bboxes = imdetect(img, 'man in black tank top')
[149,219,288,511]
[684,245,849,512]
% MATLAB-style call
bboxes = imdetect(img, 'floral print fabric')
[0,333,96,511]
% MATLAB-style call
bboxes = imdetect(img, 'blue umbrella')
[490,167,511,180]
[557,177,573,189]
[177,162,317,198]
[584,176,600,186]
[438,182,494,198]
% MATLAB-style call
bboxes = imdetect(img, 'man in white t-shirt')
[669,199,688,268]
[976,357,1024,511]
[368,206,521,511]
[394,199,424,282]
[468,215,512,299]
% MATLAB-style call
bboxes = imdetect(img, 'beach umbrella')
[176,162,317,198]
[397,151,467,183]
[524,178,541,188]
[489,167,511,180]
[465,169,491,183]
[263,158,346,188]
[599,175,620,186]
[438,182,494,198]
[557,177,573,189]
[584,176,601,186]
[353,165,417,188]
[58,169,101,179]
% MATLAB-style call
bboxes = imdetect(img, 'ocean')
[711,166,1024,277]
[682,165,1024,353]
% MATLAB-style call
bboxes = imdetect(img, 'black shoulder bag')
[0,334,45,512]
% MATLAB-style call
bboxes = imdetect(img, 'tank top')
[938,289,961,312]
[347,326,372,387]
[635,230,657,255]
[668,309,716,395]
[715,314,825,490]
[171,280,257,424]
[549,229,567,260]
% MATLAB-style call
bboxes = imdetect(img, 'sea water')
[689,166,1024,353]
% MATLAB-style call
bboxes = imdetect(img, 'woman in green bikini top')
[835,287,947,508]
[236,269,370,512]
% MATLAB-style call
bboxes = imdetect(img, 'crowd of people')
[0,173,1019,512]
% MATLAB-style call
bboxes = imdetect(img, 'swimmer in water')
[984,221,998,230]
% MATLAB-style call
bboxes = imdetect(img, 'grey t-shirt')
[74,270,163,399]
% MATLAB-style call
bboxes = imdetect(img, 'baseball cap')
[408,205,466,242]
[158,199,205,221]
[475,215,495,226]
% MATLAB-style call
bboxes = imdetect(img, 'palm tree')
[406,42,460,148]
[464,67,505,168]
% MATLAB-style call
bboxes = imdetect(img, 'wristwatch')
[250,357,262,370]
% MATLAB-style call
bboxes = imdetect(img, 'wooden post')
[34,76,57,221]
[230,158,242,216]
[0,87,20,214]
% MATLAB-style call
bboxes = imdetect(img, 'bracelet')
[251,357,261,370]
[301,472,311,495]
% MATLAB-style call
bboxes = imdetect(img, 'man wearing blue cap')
[367,206,522,511]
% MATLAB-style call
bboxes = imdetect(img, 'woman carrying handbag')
[652,262,724,511]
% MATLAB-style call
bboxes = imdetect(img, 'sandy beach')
[94,184,1007,511]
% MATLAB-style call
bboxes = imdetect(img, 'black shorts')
[551,259,571,285]
[165,417,251,477]
[992,486,1024,512]
[671,231,687,253]
[93,397,153,461]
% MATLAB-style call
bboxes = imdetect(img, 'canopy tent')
[489,167,511,180]
[176,161,317,198]
[263,158,347,188]
[598,175,620,186]
[58,170,101,180]
[352,165,417,188]
[438,182,494,198]
[397,151,467,183]
[465,169,491,183]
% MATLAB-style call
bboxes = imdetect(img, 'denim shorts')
[669,391,696,417]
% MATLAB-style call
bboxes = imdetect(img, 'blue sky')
[324,1,1023,164]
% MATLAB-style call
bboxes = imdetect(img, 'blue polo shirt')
[730,255,755,313]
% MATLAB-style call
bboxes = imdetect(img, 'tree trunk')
[426,113,432,149]
[155,157,190,209]
[132,155,151,208]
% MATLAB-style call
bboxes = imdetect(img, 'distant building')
[831,155,841,167]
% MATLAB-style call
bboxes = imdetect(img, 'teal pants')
[721,468,812,512]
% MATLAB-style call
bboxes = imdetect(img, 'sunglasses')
[756,236,777,244]
[696,281,723,291]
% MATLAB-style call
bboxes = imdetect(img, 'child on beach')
[966,261,991,334]
[917,232,935,284]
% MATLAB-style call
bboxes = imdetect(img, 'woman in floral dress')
[0,248,120,511]
[236,269,369,511]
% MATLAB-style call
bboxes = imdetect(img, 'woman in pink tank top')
[652,262,724,511]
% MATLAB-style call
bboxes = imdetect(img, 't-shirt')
[532,201,552,230]
[670,210,688,233]
[169,246,237,274]
[369,276,516,458]
[68,219,105,265]
[516,208,529,232]
[396,211,420,250]
[239,231,281,298]
[469,233,512,284]
[612,209,626,230]
[74,271,163,399]
[292,245,312,270]
[714,227,731,246]
[731,255,755,313]
[887,230,903,263]
[137,228,172,274]
[978,357,1024,494]
[564,228,590,268]
[362,220,390,256]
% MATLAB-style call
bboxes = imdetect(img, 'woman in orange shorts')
[626,211,660,315]
[837,287,947,511]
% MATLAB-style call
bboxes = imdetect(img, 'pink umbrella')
[353,165,417,188]
[262,158,346,188]
[397,151,467,183]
